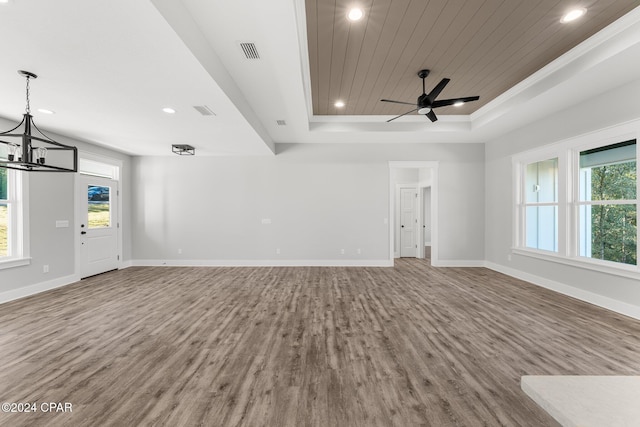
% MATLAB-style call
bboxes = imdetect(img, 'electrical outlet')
[43,265,49,273]
[178,248,182,254]
[340,249,345,255]
[357,248,361,254]
[276,248,281,255]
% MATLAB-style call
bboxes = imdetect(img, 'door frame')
[389,161,439,265]
[422,186,432,251]
[74,152,123,278]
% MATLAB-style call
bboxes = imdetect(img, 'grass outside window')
[88,202,110,228]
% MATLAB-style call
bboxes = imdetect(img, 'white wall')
[485,78,640,314]
[0,118,132,300]
[131,143,485,265]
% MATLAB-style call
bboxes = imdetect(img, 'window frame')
[513,147,568,257]
[512,120,640,279]
[0,169,30,270]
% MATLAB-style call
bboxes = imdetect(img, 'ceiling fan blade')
[425,110,438,122]
[427,78,451,103]
[431,96,480,108]
[381,99,416,106]
[387,108,419,122]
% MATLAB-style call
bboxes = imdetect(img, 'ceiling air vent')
[239,42,260,59]
[276,120,286,126]
[193,105,216,116]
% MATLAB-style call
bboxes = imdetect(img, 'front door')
[78,175,118,278]
[400,188,417,257]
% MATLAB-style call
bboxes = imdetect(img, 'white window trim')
[0,170,30,270]
[512,119,640,278]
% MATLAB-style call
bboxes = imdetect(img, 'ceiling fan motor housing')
[417,93,431,113]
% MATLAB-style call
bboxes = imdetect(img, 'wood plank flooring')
[1,259,640,426]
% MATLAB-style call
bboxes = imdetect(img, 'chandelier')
[0,70,77,172]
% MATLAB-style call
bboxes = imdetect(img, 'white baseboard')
[432,259,485,267]
[132,259,394,267]
[120,260,134,269]
[0,274,80,305]
[485,261,640,321]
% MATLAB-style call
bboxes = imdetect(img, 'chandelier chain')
[25,76,31,114]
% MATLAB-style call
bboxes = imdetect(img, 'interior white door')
[400,188,417,257]
[78,175,118,278]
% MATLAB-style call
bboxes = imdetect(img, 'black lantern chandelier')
[0,70,77,172]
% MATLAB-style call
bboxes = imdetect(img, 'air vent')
[239,42,260,59]
[193,105,216,116]
[276,120,286,126]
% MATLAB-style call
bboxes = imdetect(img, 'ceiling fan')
[381,69,479,122]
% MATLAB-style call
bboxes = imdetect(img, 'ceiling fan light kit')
[381,69,479,123]
[0,70,78,172]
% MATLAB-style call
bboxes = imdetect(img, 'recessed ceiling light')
[162,107,176,114]
[37,108,55,114]
[561,8,586,23]
[0,0,11,4]
[347,8,364,21]
[334,100,345,108]
[453,101,464,107]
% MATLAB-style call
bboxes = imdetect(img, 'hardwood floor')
[1,259,640,426]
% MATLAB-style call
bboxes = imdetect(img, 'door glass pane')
[525,206,558,252]
[88,185,110,228]
[580,203,636,265]
[0,203,7,257]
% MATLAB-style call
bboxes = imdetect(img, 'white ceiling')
[1,0,639,156]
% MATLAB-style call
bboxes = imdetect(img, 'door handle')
[81,231,87,235]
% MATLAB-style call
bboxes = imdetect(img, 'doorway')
[423,187,432,261]
[389,161,439,265]
[75,155,122,279]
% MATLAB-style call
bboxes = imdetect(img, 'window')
[87,185,111,228]
[524,158,558,252]
[513,122,640,275]
[0,167,28,268]
[578,141,636,265]
[0,168,7,257]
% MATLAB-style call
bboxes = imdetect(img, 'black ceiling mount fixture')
[381,69,479,123]
[0,70,78,172]
[172,144,195,155]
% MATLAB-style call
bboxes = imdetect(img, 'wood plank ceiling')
[305,0,638,118]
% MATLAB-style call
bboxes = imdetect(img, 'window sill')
[511,248,640,281]
[0,257,32,271]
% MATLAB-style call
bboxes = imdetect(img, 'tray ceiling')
[305,0,637,118]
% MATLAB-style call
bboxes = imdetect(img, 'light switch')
[55,220,69,228]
